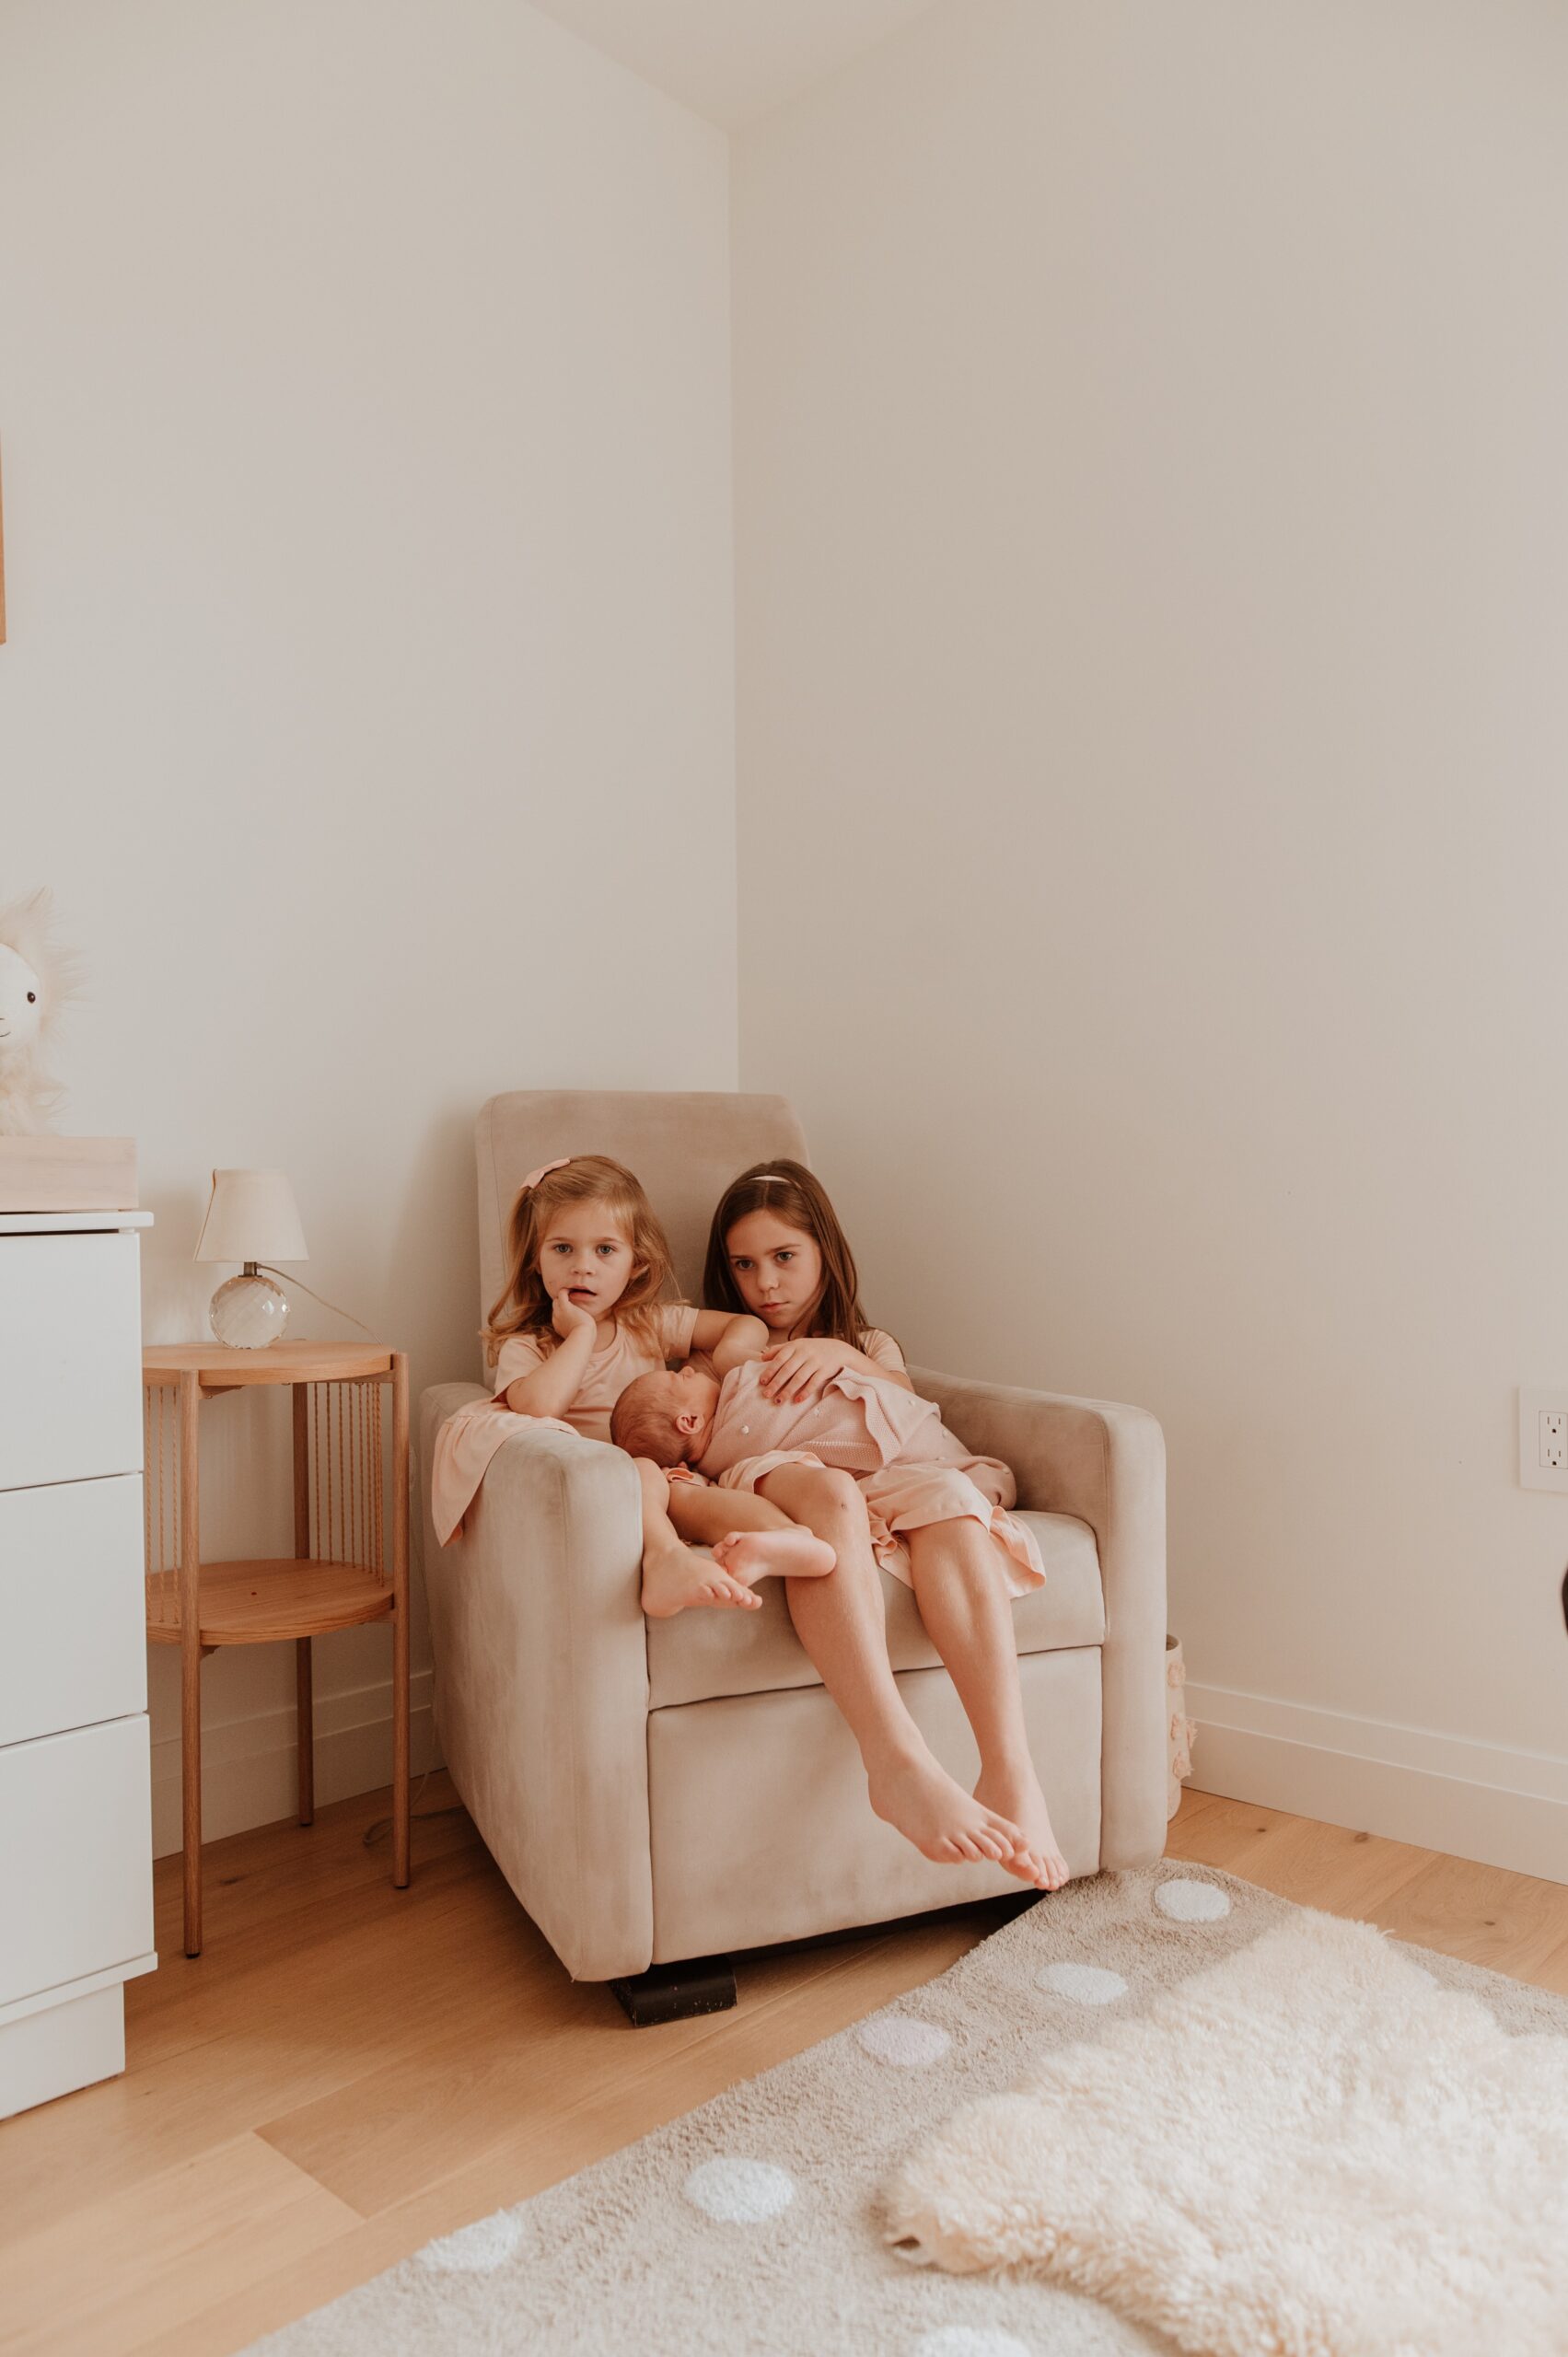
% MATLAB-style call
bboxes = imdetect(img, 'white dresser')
[0,1209,157,2119]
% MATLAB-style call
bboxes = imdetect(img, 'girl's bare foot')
[641,1547,763,1619]
[974,1763,1070,1890]
[866,1746,1025,1868]
[712,1527,836,1584]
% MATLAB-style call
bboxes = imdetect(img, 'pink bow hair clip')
[522,1157,571,1190]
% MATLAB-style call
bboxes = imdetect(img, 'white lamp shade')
[195,1169,308,1264]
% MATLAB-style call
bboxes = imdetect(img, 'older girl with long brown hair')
[703,1160,1068,1891]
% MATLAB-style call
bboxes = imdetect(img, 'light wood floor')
[5,1776,1566,2357]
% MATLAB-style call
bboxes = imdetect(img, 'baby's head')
[610,1364,721,1467]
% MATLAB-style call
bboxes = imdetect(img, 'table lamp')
[195,1169,308,1347]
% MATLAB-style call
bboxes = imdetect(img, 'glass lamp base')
[209,1269,290,1348]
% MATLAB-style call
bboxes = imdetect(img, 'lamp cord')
[255,1263,377,1336]
[363,1769,467,1847]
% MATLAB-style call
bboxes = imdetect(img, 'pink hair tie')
[521,1157,570,1190]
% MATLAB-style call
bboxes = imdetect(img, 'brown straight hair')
[703,1158,878,1352]
[482,1154,675,1369]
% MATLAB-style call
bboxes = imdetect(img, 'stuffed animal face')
[0,941,44,1061]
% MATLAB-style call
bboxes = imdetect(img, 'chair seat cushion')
[645,1510,1104,1712]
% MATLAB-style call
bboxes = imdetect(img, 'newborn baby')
[610,1357,1045,1596]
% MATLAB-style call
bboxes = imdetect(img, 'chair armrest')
[417,1383,654,1981]
[911,1366,1168,1870]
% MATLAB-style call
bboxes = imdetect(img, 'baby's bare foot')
[712,1527,836,1584]
[866,1747,1024,1869]
[641,1548,763,1619]
[974,1763,1071,1890]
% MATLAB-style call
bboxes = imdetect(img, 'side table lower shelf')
[143,1344,411,1958]
[146,1558,396,1646]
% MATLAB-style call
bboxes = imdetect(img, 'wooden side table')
[142,1341,410,1956]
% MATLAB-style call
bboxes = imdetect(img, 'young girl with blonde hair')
[702,1159,1068,1890]
[431,1155,833,1618]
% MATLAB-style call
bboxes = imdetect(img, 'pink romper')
[430,1304,702,1545]
[695,1352,1045,1597]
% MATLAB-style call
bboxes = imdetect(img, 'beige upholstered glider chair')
[418,1091,1167,2020]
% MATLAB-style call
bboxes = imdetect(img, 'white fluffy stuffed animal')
[0,888,84,1134]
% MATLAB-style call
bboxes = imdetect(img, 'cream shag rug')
[885,1910,1568,2356]
[248,1867,1568,2357]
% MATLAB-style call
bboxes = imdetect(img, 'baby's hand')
[552,1290,598,1341]
[760,1337,850,1404]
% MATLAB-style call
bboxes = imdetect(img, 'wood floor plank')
[1165,1789,1438,1916]
[125,2212,441,2357]
[4,2134,359,2357]
[131,1782,477,2060]
[256,1893,1019,2216]
[1371,1849,1568,1987]
[1536,1926,1568,2001]
[1164,1784,1225,1826]
[0,1835,550,2240]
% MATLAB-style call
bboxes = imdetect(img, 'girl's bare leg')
[633,1459,761,1617]
[756,1464,1024,1871]
[904,1518,1069,1890]
[666,1480,836,1584]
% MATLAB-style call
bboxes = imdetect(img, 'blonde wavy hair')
[482,1155,677,1369]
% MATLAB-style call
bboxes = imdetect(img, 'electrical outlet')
[1519,1387,1568,1492]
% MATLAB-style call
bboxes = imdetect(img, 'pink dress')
[430,1304,701,1545]
[692,1353,1045,1598]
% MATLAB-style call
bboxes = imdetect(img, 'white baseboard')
[1187,1682,1568,1887]
[151,1669,444,1859]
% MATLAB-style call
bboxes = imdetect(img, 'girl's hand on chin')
[552,1291,598,1341]
[761,1337,847,1404]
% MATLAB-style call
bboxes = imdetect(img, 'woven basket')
[1166,1633,1196,1819]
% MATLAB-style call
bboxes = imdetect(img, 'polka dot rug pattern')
[858,2015,954,2067]
[414,2211,524,2273]
[1153,1875,1231,1922]
[683,2158,796,2223]
[1036,1961,1129,2005]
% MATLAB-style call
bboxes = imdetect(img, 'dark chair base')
[610,1955,738,2026]
[606,1891,1047,2026]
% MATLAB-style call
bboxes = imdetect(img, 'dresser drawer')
[0,1718,155,2008]
[0,1233,144,1491]
[0,1477,146,1747]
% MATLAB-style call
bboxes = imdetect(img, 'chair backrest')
[475,1089,809,1346]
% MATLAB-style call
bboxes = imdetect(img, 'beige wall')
[734,0,1568,1871]
[0,0,736,1850]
